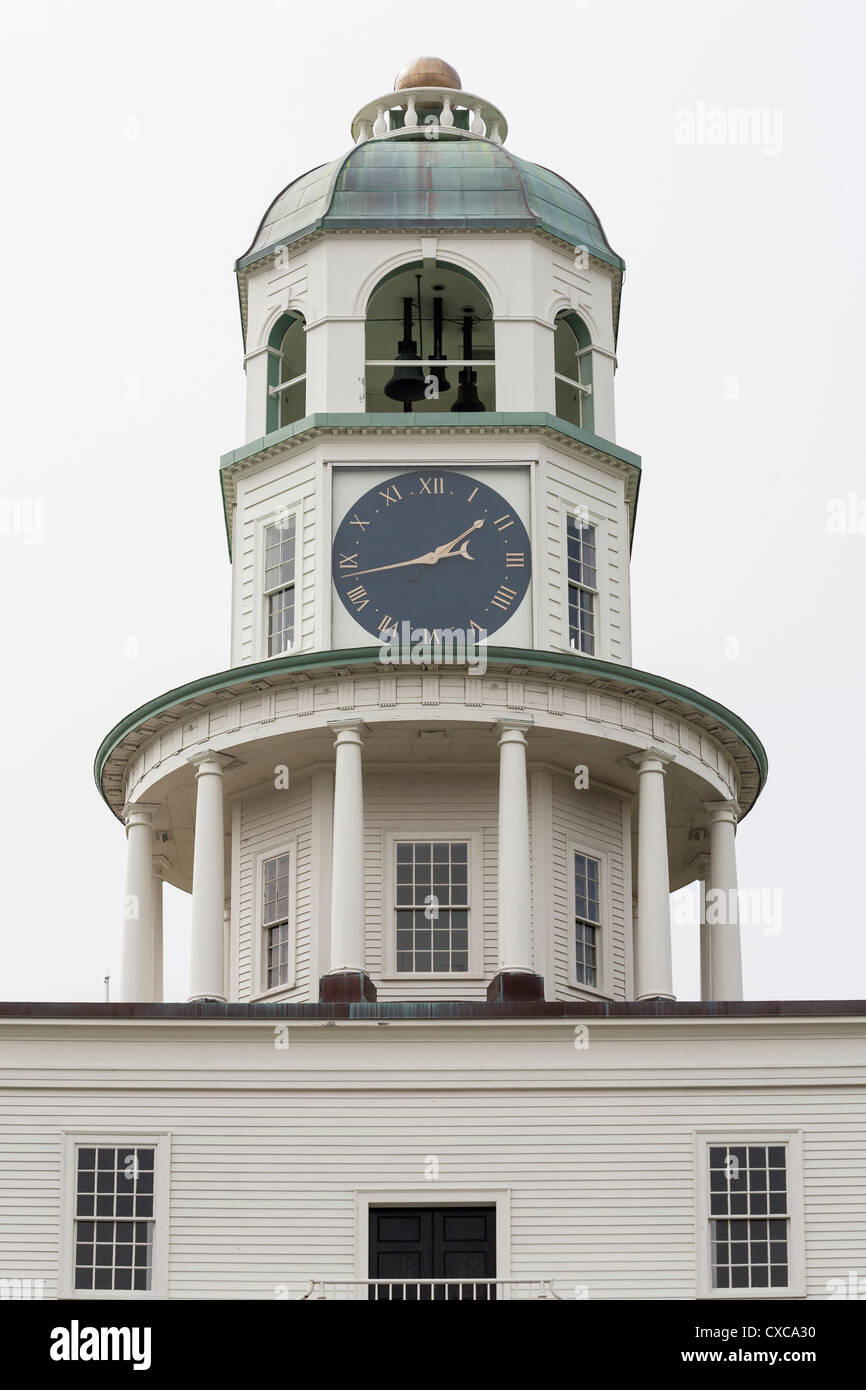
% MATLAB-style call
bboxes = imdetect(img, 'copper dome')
[393,57,462,91]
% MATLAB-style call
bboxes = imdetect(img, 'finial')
[394,57,462,91]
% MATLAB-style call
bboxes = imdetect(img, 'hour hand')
[431,518,485,559]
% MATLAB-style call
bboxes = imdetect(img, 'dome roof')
[237,138,623,273]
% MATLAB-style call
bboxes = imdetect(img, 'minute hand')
[350,518,485,577]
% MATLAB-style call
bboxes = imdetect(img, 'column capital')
[121,802,160,829]
[702,799,740,825]
[185,748,234,776]
[494,716,533,743]
[626,746,674,773]
[327,717,369,744]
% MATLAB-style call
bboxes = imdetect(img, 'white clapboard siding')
[237,779,313,1000]
[234,449,319,666]
[0,1058,863,1300]
[551,773,627,999]
[541,450,630,663]
[364,769,503,999]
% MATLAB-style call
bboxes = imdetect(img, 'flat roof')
[0,1000,863,1021]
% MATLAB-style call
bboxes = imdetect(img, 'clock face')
[332,469,531,640]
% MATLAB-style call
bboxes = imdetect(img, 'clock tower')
[97,57,766,1009]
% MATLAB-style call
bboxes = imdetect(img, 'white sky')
[1,0,863,1002]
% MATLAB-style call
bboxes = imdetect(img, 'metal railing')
[299,1278,563,1300]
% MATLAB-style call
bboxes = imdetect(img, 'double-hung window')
[395,840,470,974]
[697,1134,804,1297]
[65,1136,168,1296]
[566,514,597,655]
[263,851,292,990]
[264,517,296,656]
[574,851,601,987]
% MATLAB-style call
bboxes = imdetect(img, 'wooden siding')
[541,452,630,662]
[0,1020,863,1301]
[551,773,629,1000]
[236,779,313,1000]
[233,451,319,666]
[363,769,503,999]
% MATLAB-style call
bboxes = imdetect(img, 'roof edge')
[0,1000,862,1021]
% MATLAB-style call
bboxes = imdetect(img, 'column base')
[319,970,378,1003]
[486,970,545,1003]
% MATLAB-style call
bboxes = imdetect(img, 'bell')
[428,296,451,394]
[451,312,485,412]
[452,367,485,412]
[384,297,427,410]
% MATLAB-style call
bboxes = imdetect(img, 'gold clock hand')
[430,518,485,558]
[350,551,438,577]
[348,519,485,578]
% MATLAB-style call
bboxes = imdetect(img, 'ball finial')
[394,57,462,91]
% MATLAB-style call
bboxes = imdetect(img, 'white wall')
[1,1017,862,1300]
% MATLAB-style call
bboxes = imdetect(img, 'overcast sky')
[1,0,863,1002]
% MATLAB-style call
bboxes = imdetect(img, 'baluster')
[373,105,387,136]
[440,95,454,128]
[470,107,486,136]
[489,120,502,144]
[357,118,372,143]
[404,96,418,128]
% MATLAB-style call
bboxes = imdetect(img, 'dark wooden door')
[368,1206,496,1300]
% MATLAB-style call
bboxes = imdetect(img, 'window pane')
[74,1146,156,1293]
[710,1145,788,1289]
[394,840,470,971]
[267,588,295,656]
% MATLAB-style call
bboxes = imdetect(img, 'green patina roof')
[237,138,623,271]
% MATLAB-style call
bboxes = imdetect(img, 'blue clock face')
[332,469,531,640]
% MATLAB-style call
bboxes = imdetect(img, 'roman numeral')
[349,515,369,531]
[418,476,445,495]
[490,584,518,611]
[505,552,525,567]
[467,487,479,503]
[469,619,485,635]
[377,614,397,633]
[378,485,402,507]
[346,584,369,611]
[339,553,358,569]
[494,514,514,531]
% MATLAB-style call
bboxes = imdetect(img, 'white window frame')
[59,1131,170,1300]
[354,1187,512,1281]
[253,836,298,998]
[694,1129,805,1299]
[257,507,302,661]
[553,317,592,429]
[559,504,605,659]
[381,826,484,979]
[566,840,612,998]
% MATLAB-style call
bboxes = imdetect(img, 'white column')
[151,858,166,1003]
[704,800,743,1000]
[187,751,229,1002]
[495,718,534,973]
[628,750,675,1000]
[327,719,367,974]
[694,851,713,1001]
[120,804,158,1002]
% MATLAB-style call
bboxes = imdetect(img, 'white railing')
[299,1278,563,1300]
[350,88,507,146]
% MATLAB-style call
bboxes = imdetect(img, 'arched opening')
[365,264,495,414]
[267,313,306,432]
[554,312,593,431]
